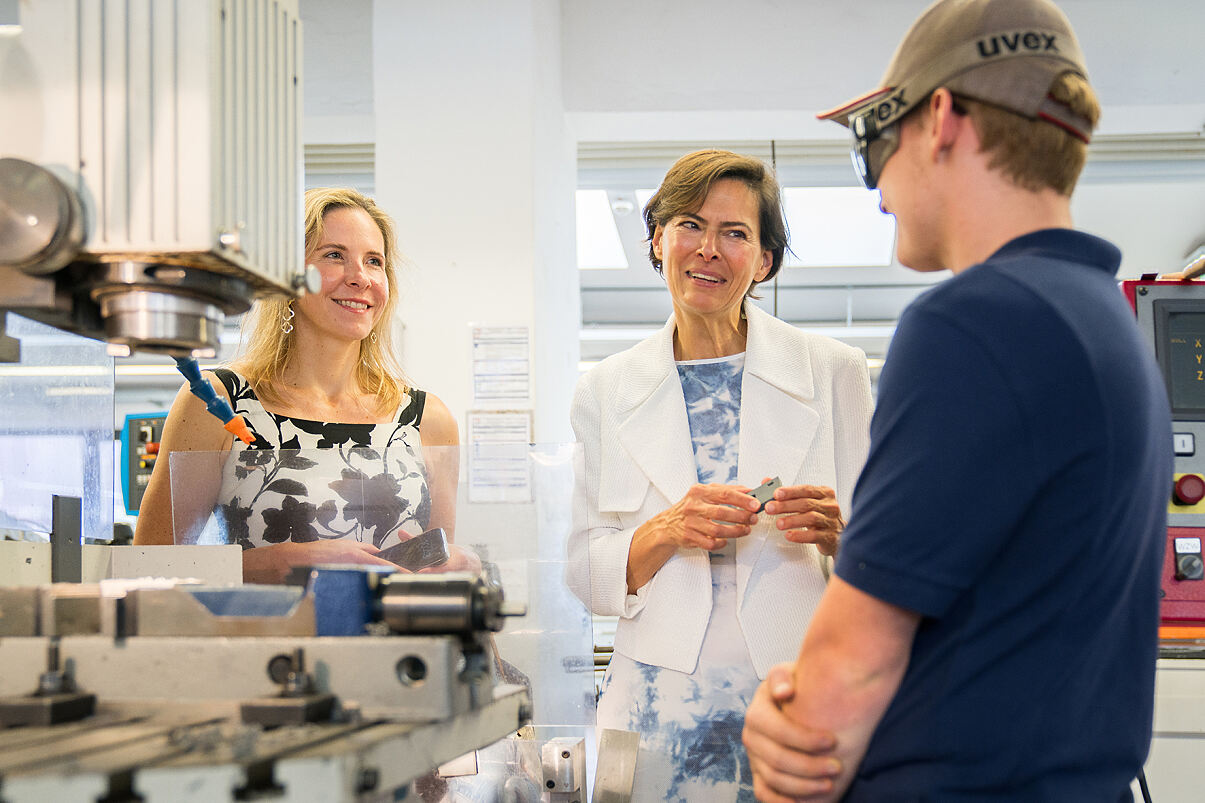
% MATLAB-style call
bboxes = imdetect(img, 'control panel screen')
[1155,303,1205,419]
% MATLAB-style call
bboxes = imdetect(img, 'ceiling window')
[782,187,896,267]
[576,189,629,270]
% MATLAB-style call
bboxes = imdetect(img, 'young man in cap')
[741,0,1172,800]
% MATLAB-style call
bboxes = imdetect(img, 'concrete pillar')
[372,0,579,444]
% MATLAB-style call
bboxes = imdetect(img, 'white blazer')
[568,303,873,677]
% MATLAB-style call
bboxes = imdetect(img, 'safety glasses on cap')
[849,106,900,191]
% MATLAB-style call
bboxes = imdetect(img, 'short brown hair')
[232,188,409,413]
[961,72,1100,196]
[643,149,787,285]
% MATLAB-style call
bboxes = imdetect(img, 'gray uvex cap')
[818,0,1094,142]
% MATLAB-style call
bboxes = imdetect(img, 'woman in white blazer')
[568,150,873,801]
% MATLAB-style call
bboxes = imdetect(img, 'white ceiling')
[560,0,1205,122]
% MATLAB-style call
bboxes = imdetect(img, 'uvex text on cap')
[818,0,1095,187]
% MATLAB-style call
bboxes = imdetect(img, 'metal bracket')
[50,494,82,583]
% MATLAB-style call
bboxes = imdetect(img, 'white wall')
[300,0,374,143]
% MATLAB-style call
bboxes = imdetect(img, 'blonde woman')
[135,188,462,583]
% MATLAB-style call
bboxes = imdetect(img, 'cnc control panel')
[1125,279,1205,625]
[120,412,167,515]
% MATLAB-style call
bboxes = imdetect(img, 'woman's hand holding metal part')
[660,482,763,551]
[417,543,483,575]
[625,483,760,594]
[763,484,844,557]
[242,540,396,584]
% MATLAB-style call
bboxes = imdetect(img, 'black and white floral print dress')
[210,369,432,551]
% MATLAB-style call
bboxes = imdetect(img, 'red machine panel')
[1162,527,1205,624]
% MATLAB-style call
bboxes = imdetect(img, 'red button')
[146,442,160,455]
[1174,474,1205,505]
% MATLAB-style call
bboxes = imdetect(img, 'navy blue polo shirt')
[835,229,1171,801]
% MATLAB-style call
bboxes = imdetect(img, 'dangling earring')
[369,330,378,344]
[281,304,294,335]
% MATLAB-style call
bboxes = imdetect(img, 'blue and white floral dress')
[596,353,758,802]
[198,369,433,550]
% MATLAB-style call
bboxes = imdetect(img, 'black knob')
[1175,553,1204,581]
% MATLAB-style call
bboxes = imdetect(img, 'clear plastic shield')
[0,313,114,543]
[167,442,595,732]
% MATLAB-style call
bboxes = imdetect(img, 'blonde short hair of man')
[231,187,409,415]
[961,72,1101,197]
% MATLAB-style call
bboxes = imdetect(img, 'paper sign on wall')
[467,410,533,503]
[471,325,530,407]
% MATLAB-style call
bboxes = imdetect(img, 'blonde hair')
[964,72,1101,196]
[231,187,409,414]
